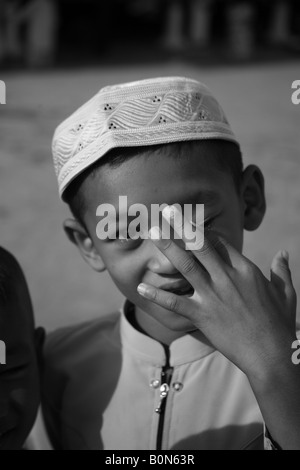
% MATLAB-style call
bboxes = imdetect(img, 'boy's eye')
[116,238,143,250]
[112,231,143,250]
[107,218,215,248]
[117,237,139,244]
[190,218,214,230]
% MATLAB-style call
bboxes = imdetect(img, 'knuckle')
[186,237,204,252]
[197,238,211,255]
[196,240,216,259]
[212,236,227,250]
[206,232,227,250]
[180,257,198,275]
[166,295,179,312]
[160,238,173,251]
[151,288,158,301]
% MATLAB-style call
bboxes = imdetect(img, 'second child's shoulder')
[43,310,122,370]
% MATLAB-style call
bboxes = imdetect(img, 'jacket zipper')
[155,347,173,450]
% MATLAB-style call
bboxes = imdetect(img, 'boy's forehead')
[86,148,228,210]
[51,77,238,201]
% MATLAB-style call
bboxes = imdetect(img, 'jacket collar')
[120,300,215,367]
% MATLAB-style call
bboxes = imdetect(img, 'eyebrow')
[191,190,220,205]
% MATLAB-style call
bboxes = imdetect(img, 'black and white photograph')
[0,0,300,453]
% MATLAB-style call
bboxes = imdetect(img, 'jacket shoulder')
[44,310,121,366]
[41,311,122,449]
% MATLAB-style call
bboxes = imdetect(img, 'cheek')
[102,248,146,292]
[223,222,243,250]
[215,211,244,251]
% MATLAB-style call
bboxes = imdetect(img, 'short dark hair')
[63,140,243,226]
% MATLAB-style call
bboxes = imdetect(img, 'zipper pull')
[155,383,170,414]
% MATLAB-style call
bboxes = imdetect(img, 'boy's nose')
[147,243,179,275]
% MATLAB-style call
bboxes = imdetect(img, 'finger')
[271,250,297,320]
[137,283,196,319]
[207,231,248,270]
[162,204,204,251]
[162,205,226,277]
[149,226,209,287]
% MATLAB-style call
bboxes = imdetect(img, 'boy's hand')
[138,207,300,449]
[138,210,297,377]
[0,247,44,450]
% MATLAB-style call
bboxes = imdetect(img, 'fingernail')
[137,283,150,297]
[281,250,289,262]
[149,226,162,240]
[162,205,176,220]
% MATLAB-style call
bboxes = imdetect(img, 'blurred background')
[0,0,300,330]
[1,0,300,67]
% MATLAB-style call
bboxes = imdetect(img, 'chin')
[146,302,197,333]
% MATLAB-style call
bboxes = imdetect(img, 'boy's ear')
[241,165,266,231]
[63,219,106,272]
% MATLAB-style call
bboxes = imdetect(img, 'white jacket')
[29,301,279,450]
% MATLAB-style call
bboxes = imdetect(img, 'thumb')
[271,250,297,321]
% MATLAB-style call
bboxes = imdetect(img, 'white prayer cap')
[52,77,238,199]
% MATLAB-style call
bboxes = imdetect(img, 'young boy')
[0,247,44,450]
[36,77,299,450]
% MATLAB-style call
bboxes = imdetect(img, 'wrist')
[246,336,300,393]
